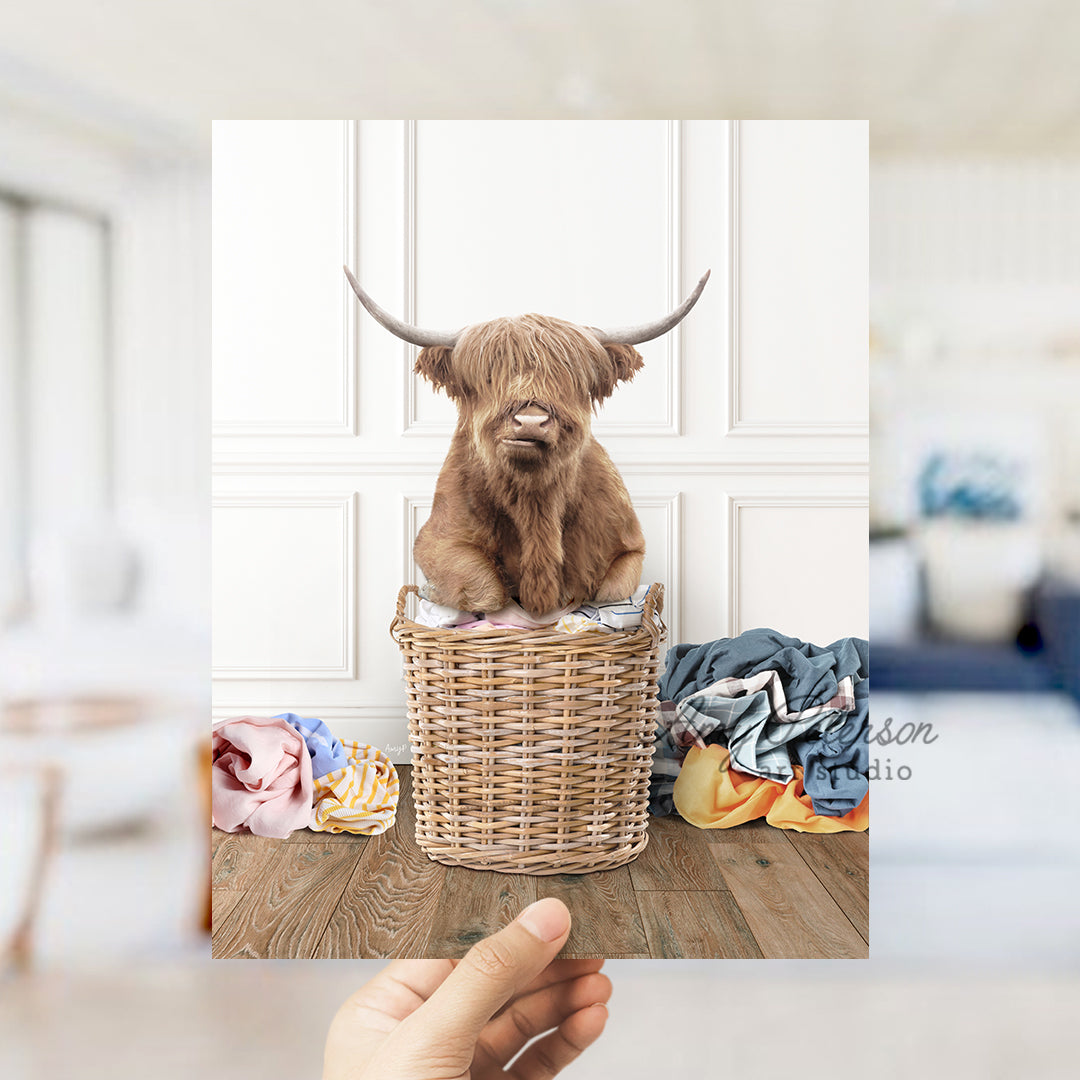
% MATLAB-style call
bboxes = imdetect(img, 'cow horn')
[592,269,711,346]
[343,266,462,349]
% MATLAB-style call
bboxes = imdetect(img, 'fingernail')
[516,898,570,942]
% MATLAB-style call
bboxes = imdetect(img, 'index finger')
[405,898,572,1047]
[489,958,606,1019]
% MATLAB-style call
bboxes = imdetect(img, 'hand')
[323,898,611,1080]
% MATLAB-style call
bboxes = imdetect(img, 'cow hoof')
[519,589,561,618]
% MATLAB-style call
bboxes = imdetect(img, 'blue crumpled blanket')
[792,672,869,816]
[275,712,350,780]
[656,630,869,817]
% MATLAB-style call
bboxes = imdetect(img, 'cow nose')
[512,407,551,439]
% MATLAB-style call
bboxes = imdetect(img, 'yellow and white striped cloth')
[309,742,399,835]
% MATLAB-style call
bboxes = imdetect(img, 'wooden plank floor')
[212,766,868,959]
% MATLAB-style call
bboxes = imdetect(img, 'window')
[0,193,112,625]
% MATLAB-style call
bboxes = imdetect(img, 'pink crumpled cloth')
[212,715,314,838]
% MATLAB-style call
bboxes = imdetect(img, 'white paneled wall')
[212,121,869,755]
[213,121,350,435]
[732,121,869,435]
[212,494,356,679]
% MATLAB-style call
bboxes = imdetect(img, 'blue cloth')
[275,713,349,779]
[660,629,864,709]
[678,683,849,786]
[648,702,683,816]
[791,675,870,816]
[656,630,869,817]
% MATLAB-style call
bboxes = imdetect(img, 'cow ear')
[415,346,460,398]
[594,343,645,401]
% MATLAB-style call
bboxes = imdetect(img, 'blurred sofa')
[873,577,1080,701]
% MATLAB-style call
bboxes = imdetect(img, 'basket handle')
[642,582,666,646]
[390,584,420,643]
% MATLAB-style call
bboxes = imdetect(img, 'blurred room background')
[869,155,1080,967]
[2,1,1079,1077]
[0,63,210,972]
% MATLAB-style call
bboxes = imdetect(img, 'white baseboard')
[210,705,412,764]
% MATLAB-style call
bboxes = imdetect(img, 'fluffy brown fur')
[414,313,646,616]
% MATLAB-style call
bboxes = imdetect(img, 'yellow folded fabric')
[310,742,399,835]
[673,744,779,828]
[673,743,868,833]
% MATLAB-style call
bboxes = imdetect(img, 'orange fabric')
[673,744,868,833]
[766,764,869,833]
[672,744,779,828]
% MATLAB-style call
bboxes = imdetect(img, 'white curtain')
[0,195,110,626]
[0,198,20,624]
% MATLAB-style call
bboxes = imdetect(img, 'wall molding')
[213,451,869,477]
[633,491,683,647]
[399,120,433,436]
[212,491,358,679]
[618,457,868,477]
[212,702,402,721]
[401,492,434,590]
[213,121,359,438]
[724,121,869,440]
[343,119,361,436]
[594,118,684,437]
[401,119,686,438]
[725,420,871,437]
[725,492,869,635]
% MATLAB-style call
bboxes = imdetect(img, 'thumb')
[400,898,572,1057]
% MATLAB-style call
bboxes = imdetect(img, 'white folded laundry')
[412,583,651,633]
[414,599,479,628]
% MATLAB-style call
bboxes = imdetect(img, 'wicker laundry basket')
[390,583,665,875]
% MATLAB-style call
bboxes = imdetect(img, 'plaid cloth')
[648,701,685,815]
[648,672,855,816]
[650,630,869,818]
[660,630,865,711]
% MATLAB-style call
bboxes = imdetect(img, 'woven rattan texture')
[391,583,665,875]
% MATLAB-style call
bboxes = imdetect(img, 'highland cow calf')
[345,268,709,618]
